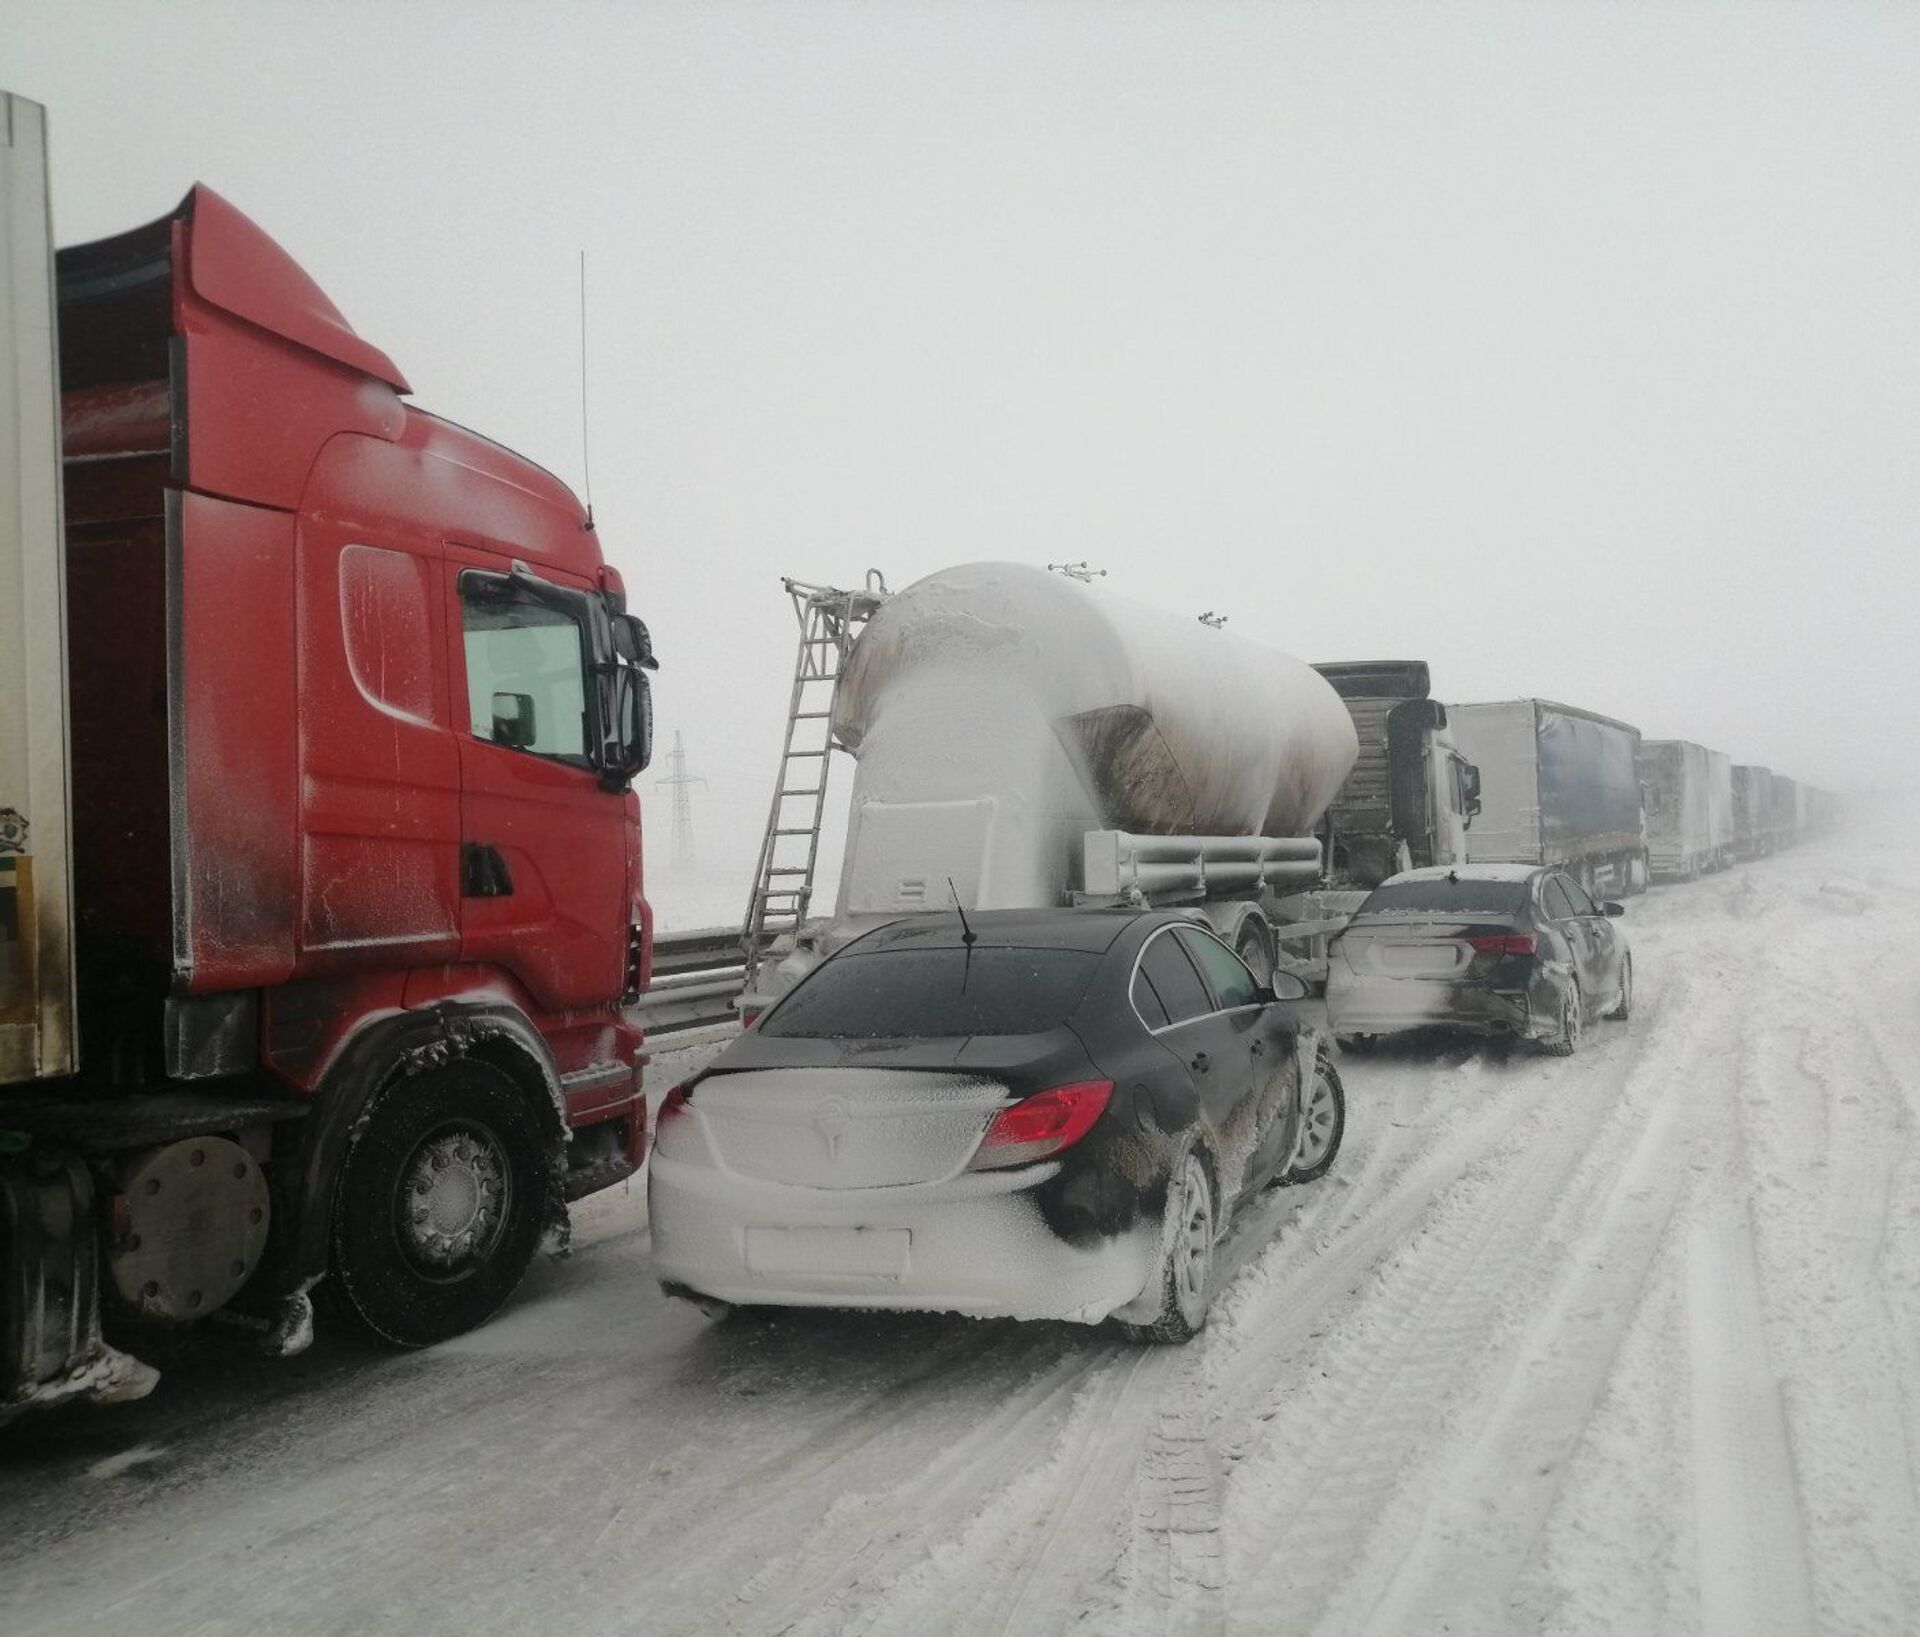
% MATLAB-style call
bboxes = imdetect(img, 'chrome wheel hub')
[1174,1156,1214,1327]
[1295,1072,1337,1169]
[400,1126,509,1273]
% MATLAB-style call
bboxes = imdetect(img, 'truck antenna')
[578,248,596,532]
[947,877,978,946]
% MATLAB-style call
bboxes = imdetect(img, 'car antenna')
[948,877,978,947]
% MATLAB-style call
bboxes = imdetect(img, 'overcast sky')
[9,1,1917,926]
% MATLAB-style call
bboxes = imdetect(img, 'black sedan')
[650,908,1344,1342]
[1325,863,1632,1054]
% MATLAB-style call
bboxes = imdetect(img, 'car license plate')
[743,1226,912,1282]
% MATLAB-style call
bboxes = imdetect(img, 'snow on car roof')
[1383,862,1542,883]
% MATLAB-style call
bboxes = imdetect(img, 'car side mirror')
[491,691,537,749]
[1601,901,1625,918]
[1263,971,1310,1003]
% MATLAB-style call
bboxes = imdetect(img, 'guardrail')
[634,927,761,1042]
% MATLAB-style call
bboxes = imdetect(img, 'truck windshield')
[460,575,592,764]
[1359,879,1529,916]
[759,948,1100,1039]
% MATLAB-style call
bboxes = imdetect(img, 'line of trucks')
[742,561,1839,1009]
[2,96,1840,1420]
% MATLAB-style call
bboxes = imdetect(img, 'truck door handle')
[1191,1052,1211,1074]
[462,842,514,898]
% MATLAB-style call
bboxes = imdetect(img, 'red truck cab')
[3,154,654,1411]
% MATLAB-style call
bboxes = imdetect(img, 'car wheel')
[1119,1151,1216,1345]
[1606,957,1633,1021]
[1543,986,1583,1057]
[323,1061,548,1348]
[1281,1052,1345,1185]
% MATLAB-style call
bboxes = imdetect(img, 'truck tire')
[324,1060,548,1348]
[1235,919,1275,986]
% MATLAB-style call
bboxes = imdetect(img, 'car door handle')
[1191,1052,1211,1073]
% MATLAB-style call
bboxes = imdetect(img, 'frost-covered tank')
[829,562,1358,922]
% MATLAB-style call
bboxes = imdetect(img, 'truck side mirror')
[608,668,653,781]
[491,692,537,749]
[614,613,658,671]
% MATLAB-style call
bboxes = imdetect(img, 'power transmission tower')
[655,730,707,868]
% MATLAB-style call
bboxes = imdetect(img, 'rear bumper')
[649,1154,1158,1324]
[1327,977,1543,1041]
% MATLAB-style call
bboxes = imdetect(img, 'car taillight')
[968,1080,1114,1171]
[656,1082,693,1130]
[740,1008,761,1028]
[1468,932,1537,957]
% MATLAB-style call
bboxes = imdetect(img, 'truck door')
[447,552,629,1013]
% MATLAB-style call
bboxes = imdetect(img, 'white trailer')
[1451,698,1648,898]
[1637,739,1736,879]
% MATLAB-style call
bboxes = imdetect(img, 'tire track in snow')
[1685,1191,1814,1636]
[1344,994,1717,1633]
[1213,980,1688,1632]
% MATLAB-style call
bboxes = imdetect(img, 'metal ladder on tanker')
[741,572,889,990]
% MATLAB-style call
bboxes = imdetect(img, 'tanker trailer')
[751,562,1358,1000]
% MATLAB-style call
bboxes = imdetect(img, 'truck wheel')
[1118,1151,1216,1345]
[1235,920,1275,985]
[1281,1053,1345,1184]
[325,1060,548,1348]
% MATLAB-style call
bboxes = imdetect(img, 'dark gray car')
[651,908,1345,1342]
[1326,864,1632,1055]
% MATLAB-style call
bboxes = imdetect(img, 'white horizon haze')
[7,0,1916,928]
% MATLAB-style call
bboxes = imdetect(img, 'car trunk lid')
[687,1067,1012,1189]
[1337,917,1519,981]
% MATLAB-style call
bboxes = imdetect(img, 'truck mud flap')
[1,1150,156,1420]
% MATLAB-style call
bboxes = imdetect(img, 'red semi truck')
[2,95,655,1416]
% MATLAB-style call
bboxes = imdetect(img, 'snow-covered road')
[5,809,1918,1636]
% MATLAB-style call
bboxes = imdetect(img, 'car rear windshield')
[1358,879,1529,916]
[759,947,1102,1039]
